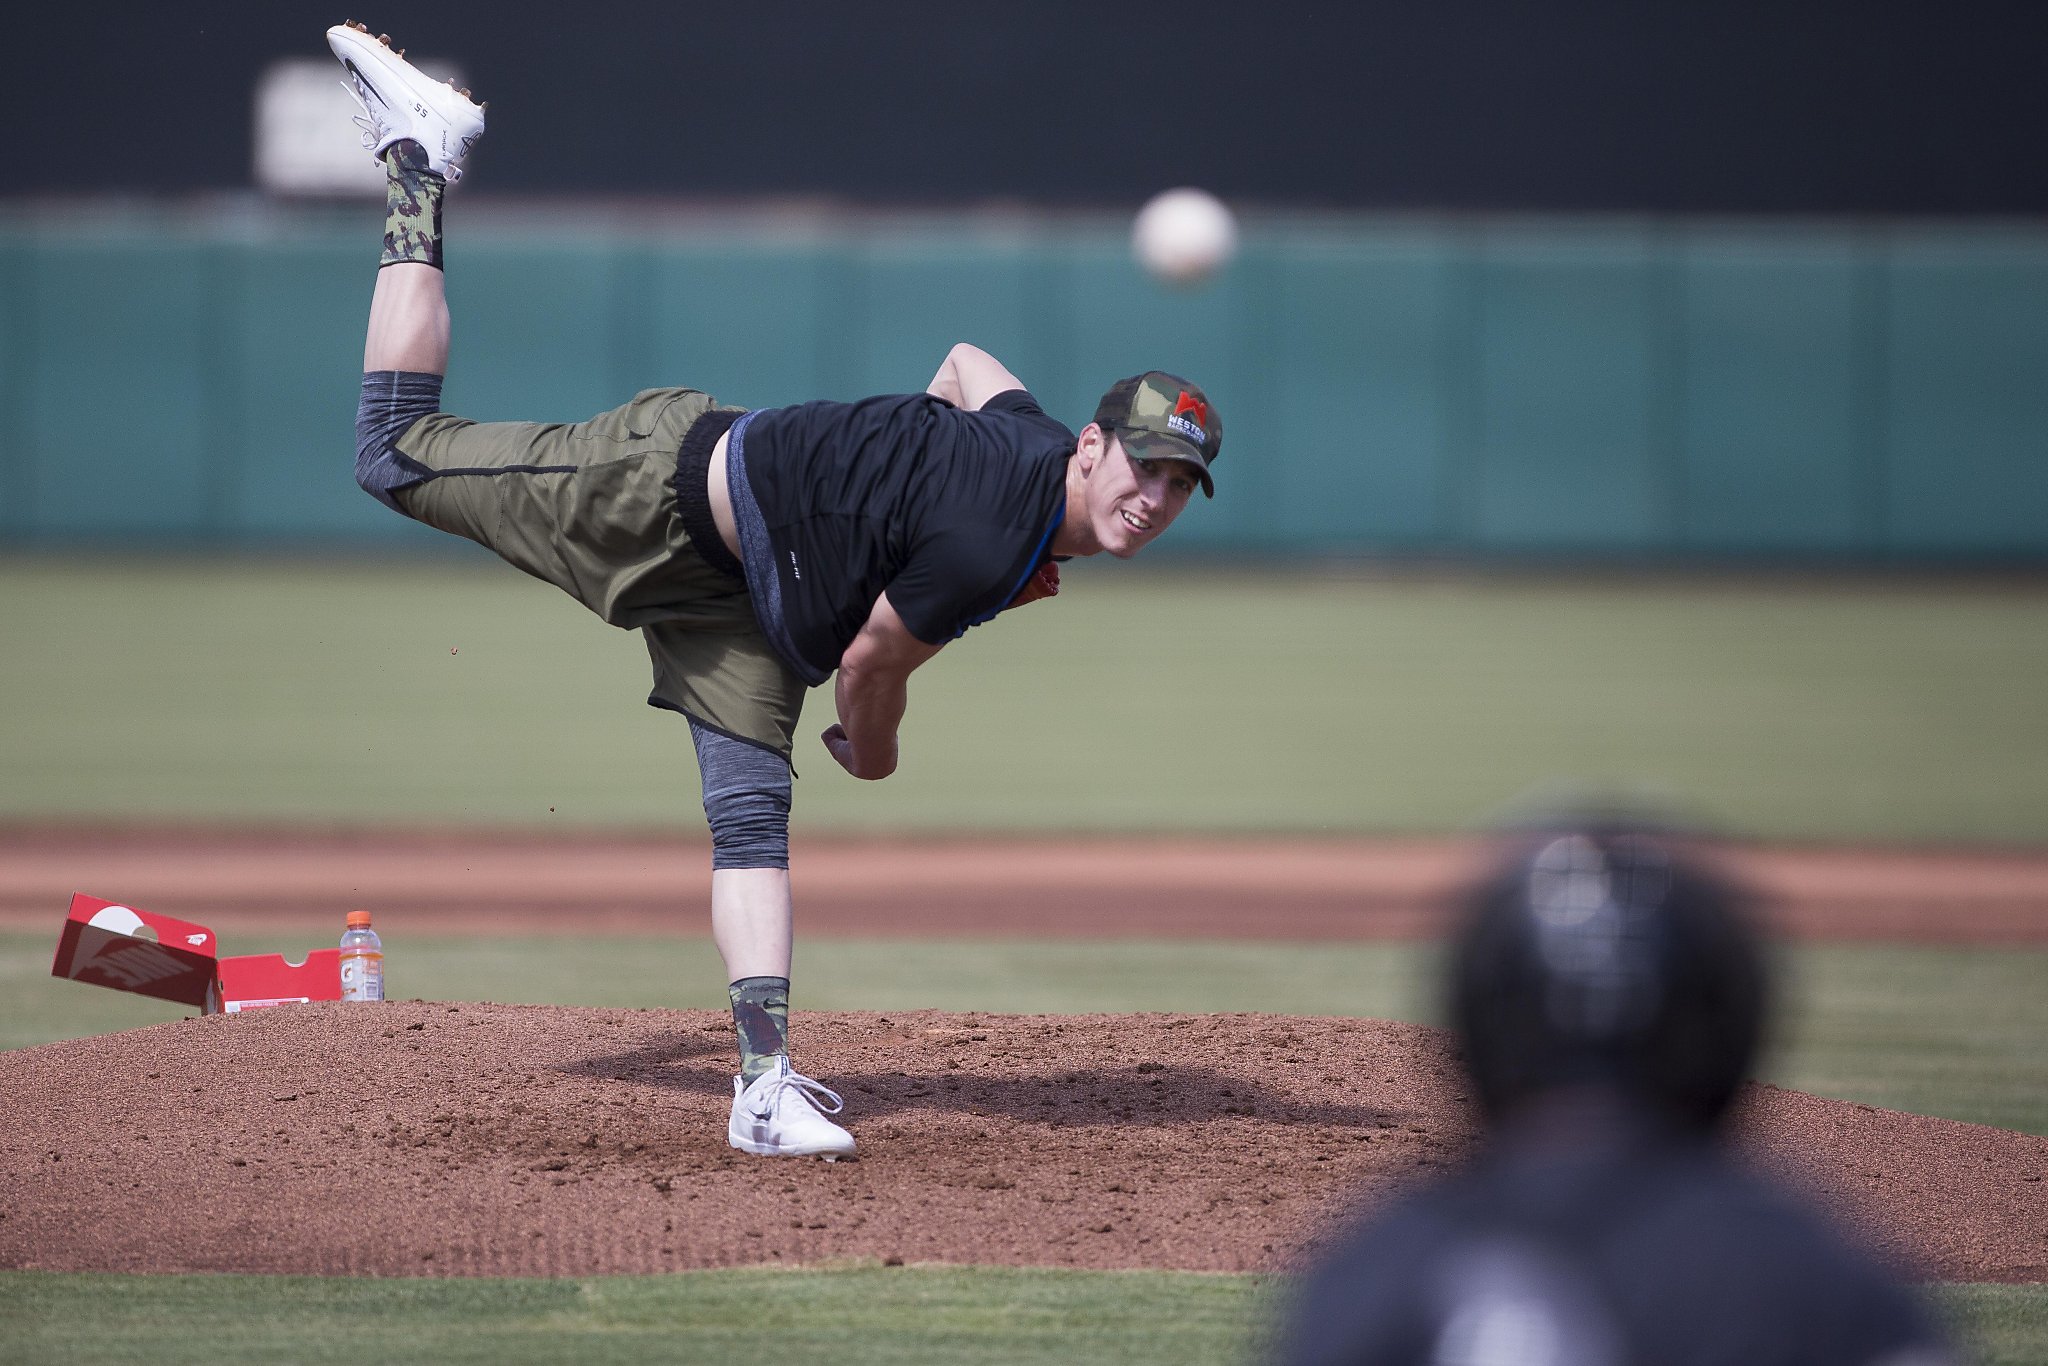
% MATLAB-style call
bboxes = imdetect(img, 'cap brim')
[1118,429,1214,498]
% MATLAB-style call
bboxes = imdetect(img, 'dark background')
[16,0,2045,212]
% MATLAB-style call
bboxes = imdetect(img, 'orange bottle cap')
[346,910,373,928]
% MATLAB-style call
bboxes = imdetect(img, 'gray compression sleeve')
[355,370,444,509]
[689,721,793,870]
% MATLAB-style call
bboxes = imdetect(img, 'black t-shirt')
[1279,1124,1950,1366]
[736,388,1074,683]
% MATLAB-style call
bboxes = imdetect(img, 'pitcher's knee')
[356,370,445,509]
[691,722,793,869]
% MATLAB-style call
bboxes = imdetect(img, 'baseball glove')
[1004,560,1060,610]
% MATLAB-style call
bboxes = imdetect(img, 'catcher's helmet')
[1448,827,1769,1130]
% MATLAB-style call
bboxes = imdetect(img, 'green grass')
[1768,945,2048,1135]
[0,1266,1271,1366]
[10,932,2043,1134]
[4,558,2046,841]
[0,1270,2037,1365]
[1931,1284,2048,1366]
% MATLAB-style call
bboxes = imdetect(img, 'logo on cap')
[1168,391,1210,445]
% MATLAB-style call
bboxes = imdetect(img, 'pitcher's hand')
[821,723,896,779]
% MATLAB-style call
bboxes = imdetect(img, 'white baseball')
[1132,188,1239,286]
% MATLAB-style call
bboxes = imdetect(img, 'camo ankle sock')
[379,141,445,269]
[729,976,791,1082]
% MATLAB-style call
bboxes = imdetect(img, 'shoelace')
[755,1066,845,1117]
[339,77,385,152]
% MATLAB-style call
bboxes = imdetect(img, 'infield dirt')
[2,827,2045,942]
[3,1004,2043,1282]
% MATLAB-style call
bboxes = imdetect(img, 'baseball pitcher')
[329,23,1222,1158]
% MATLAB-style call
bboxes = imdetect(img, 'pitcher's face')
[1077,427,1200,558]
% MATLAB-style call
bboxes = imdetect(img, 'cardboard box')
[52,893,343,1014]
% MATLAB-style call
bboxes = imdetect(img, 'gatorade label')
[340,951,384,1002]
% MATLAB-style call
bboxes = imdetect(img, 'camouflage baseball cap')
[1093,372,1221,497]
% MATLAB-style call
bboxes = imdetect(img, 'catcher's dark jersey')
[730,388,1073,685]
[1280,1121,1951,1366]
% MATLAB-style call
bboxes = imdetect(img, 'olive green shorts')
[392,388,807,757]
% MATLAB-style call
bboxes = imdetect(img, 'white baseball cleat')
[325,20,486,181]
[728,1056,857,1160]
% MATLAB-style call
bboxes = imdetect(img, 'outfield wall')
[2,211,2043,558]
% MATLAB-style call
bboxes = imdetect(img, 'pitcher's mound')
[2,1004,2041,1280]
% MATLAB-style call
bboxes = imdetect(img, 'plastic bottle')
[338,910,384,1002]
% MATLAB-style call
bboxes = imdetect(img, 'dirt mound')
[2,1005,2041,1280]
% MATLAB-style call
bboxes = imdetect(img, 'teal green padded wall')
[1676,232,1873,552]
[22,239,224,537]
[640,242,839,408]
[1470,228,1669,551]
[228,240,375,537]
[0,235,24,539]
[1271,232,1459,548]
[441,239,625,422]
[1,213,2042,558]
[1882,232,2048,555]
[851,234,1054,404]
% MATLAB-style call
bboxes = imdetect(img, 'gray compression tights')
[689,723,793,869]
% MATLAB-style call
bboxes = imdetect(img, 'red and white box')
[51,893,342,1014]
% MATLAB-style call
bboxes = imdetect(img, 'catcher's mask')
[1447,826,1769,1131]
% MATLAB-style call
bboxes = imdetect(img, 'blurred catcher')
[327,23,1221,1159]
[1279,825,1957,1366]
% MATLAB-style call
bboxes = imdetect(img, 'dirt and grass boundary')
[3,827,2044,942]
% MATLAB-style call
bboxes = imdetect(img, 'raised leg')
[365,259,449,376]
[328,21,480,376]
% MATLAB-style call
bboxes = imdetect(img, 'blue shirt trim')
[954,502,1066,639]
[726,411,832,687]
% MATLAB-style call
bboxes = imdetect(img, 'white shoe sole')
[729,1122,856,1163]
[728,1130,855,1160]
